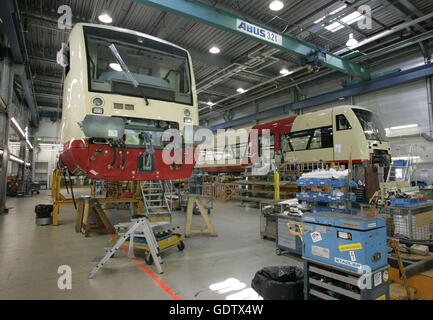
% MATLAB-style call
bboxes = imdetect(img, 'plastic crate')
[310,206,357,215]
[390,197,421,208]
[296,192,356,203]
[393,160,407,167]
[297,177,347,188]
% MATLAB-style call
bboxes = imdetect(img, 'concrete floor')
[0,190,302,300]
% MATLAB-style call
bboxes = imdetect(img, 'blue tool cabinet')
[302,212,388,273]
[276,215,302,255]
[301,212,390,300]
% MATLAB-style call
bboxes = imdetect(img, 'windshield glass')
[352,108,388,142]
[83,26,192,105]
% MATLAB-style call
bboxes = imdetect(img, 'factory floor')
[0,190,302,300]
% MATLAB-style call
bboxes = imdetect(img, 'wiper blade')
[108,43,150,105]
[108,43,139,88]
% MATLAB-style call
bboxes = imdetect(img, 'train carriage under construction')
[58,23,199,180]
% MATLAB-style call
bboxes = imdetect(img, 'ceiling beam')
[133,0,371,80]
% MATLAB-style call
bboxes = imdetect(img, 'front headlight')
[93,97,103,106]
[184,117,193,124]
[184,109,191,116]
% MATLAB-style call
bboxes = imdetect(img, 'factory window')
[321,126,334,148]
[258,133,275,157]
[336,114,352,131]
[280,126,333,151]
[288,130,310,151]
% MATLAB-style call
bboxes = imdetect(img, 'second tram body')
[253,105,391,166]
[195,127,251,173]
[59,23,199,180]
[196,106,390,174]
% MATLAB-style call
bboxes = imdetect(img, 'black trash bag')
[35,204,53,218]
[251,266,304,300]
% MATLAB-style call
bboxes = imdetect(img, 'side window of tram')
[336,114,352,131]
[258,134,275,157]
[281,126,333,151]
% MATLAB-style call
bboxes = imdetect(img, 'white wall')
[32,118,62,182]
[33,118,61,141]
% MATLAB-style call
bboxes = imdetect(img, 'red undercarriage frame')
[60,139,195,180]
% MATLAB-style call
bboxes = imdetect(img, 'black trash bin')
[35,204,53,226]
[251,266,304,300]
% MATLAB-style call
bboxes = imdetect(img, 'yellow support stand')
[274,171,280,201]
[185,197,217,237]
[50,169,144,226]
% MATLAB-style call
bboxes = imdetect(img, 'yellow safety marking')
[375,294,386,300]
[338,243,363,252]
[154,226,180,235]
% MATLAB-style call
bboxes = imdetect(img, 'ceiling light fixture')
[269,0,284,11]
[280,68,291,75]
[209,46,220,54]
[9,154,24,164]
[390,124,419,130]
[346,33,359,47]
[109,63,122,72]
[237,88,246,94]
[98,13,112,24]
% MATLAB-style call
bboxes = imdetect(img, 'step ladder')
[141,181,173,220]
[88,183,166,278]
[88,216,164,278]
[387,145,414,183]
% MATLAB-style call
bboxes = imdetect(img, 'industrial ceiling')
[14,0,433,126]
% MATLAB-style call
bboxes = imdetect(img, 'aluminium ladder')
[88,216,164,278]
[386,145,414,183]
[141,180,173,220]
[88,183,167,279]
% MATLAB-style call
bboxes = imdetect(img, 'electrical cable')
[120,141,126,170]
[108,139,117,168]
[67,170,77,210]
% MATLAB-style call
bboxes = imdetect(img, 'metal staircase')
[387,145,415,183]
[140,181,173,221]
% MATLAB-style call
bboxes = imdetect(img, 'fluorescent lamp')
[330,4,347,15]
[314,16,326,24]
[346,33,359,47]
[11,117,26,138]
[280,68,291,75]
[209,46,220,54]
[341,11,363,24]
[237,88,246,94]
[26,140,33,150]
[390,124,419,130]
[392,156,421,161]
[269,0,284,11]
[109,63,122,72]
[325,21,344,32]
[0,150,3,155]
[9,154,24,164]
[98,13,112,24]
